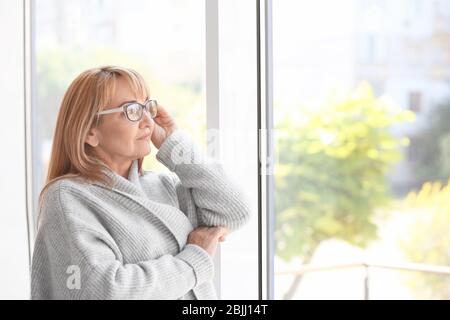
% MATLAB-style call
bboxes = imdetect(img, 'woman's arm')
[31,184,214,300]
[80,235,213,300]
[156,130,251,232]
[33,227,212,299]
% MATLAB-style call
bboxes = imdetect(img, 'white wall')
[0,0,31,299]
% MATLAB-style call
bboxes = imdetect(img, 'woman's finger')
[153,104,177,129]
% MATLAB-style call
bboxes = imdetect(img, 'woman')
[31,66,250,300]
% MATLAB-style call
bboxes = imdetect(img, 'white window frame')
[257,0,275,300]
[0,0,32,299]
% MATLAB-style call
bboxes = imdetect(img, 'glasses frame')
[96,99,158,122]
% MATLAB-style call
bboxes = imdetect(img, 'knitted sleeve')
[156,129,251,232]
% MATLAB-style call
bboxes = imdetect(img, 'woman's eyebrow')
[121,100,136,105]
[114,99,138,107]
[114,97,149,108]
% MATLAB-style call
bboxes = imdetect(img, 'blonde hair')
[39,66,150,218]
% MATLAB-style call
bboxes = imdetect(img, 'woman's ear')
[85,128,100,147]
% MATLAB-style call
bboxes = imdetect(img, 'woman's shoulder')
[39,176,96,223]
[36,177,114,251]
[43,176,92,200]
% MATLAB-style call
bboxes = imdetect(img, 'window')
[211,0,259,299]
[272,0,450,299]
[5,0,449,301]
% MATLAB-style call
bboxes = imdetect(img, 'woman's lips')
[138,133,151,140]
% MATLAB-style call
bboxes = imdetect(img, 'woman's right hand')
[186,226,230,257]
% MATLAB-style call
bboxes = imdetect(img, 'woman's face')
[86,77,155,166]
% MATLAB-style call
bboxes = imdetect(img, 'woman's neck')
[103,158,133,179]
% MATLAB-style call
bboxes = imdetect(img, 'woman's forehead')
[107,77,147,108]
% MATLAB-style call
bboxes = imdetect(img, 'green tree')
[275,82,415,299]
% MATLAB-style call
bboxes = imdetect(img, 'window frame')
[0,0,32,299]
[256,0,275,300]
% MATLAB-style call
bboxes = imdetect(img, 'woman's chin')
[136,143,152,157]
[142,147,152,157]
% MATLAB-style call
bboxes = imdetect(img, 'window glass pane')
[273,0,450,299]
[217,0,259,300]
[33,0,206,226]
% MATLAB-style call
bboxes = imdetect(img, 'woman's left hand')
[151,104,178,149]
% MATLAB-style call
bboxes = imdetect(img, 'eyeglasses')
[96,99,158,122]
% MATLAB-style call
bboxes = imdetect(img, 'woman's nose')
[140,110,154,127]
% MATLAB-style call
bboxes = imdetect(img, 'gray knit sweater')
[31,130,251,300]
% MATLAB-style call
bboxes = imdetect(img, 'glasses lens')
[146,100,158,118]
[126,103,142,121]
